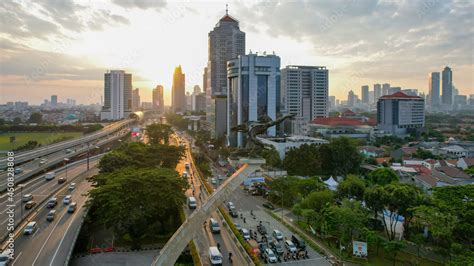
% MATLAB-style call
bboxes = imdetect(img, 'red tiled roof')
[375,157,391,164]
[341,108,356,117]
[379,91,422,100]
[311,117,365,126]
[462,157,474,167]
[416,174,438,187]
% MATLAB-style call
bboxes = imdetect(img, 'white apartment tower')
[100,70,132,120]
[281,66,328,124]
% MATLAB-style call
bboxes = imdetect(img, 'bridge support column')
[151,158,265,266]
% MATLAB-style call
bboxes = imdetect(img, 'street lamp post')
[87,142,90,171]
[18,184,26,220]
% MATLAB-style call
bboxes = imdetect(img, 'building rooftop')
[379,91,422,100]
[311,117,365,126]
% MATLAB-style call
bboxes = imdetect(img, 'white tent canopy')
[324,176,339,191]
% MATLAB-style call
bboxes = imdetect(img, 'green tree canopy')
[260,147,282,168]
[324,137,362,176]
[367,167,399,186]
[28,112,43,124]
[87,168,189,249]
[283,144,321,176]
[146,123,172,144]
[268,176,300,207]
[336,174,366,200]
[300,189,334,213]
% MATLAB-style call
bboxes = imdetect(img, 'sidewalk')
[272,209,343,266]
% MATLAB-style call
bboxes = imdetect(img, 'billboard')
[352,241,367,257]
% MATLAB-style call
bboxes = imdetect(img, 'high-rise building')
[66,99,76,106]
[329,96,336,109]
[227,53,281,147]
[377,92,425,136]
[442,66,453,105]
[382,83,390,96]
[207,8,245,138]
[361,85,369,103]
[51,95,58,107]
[185,91,193,111]
[389,87,401,94]
[132,88,140,111]
[193,93,207,113]
[347,90,357,107]
[374,84,382,101]
[281,65,328,125]
[100,70,132,120]
[193,85,201,94]
[429,72,441,106]
[172,66,185,113]
[152,85,164,111]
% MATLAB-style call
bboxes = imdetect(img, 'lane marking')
[11,251,22,266]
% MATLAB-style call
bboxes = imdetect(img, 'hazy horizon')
[1,0,473,105]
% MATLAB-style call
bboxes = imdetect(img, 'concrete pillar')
[151,158,265,266]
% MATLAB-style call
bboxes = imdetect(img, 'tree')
[295,176,326,198]
[465,166,474,175]
[28,112,43,124]
[364,185,388,229]
[268,176,299,207]
[146,123,172,144]
[0,118,5,125]
[87,168,188,249]
[326,137,362,176]
[13,117,22,125]
[412,148,439,160]
[336,175,365,200]
[300,189,334,213]
[165,113,188,130]
[260,147,281,168]
[367,167,399,186]
[383,240,406,266]
[283,144,321,176]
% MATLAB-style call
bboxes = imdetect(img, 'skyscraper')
[207,8,245,138]
[227,53,280,147]
[281,65,328,124]
[100,70,132,120]
[132,88,140,111]
[442,66,453,105]
[172,66,185,113]
[193,85,201,94]
[347,90,357,106]
[51,95,58,107]
[429,72,440,106]
[374,84,382,100]
[152,85,164,111]
[382,83,390,96]
[361,85,369,103]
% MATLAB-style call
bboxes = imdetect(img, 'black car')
[229,208,238,218]
[262,202,274,210]
[258,242,268,256]
[291,235,306,250]
[270,240,284,255]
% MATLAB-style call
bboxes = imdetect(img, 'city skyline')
[1,0,473,105]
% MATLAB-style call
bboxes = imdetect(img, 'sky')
[0,0,473,106]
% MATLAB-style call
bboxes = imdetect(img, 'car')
[218,175,224,181]
[65,148,73,154]
[46,210,56,221]
[210,178,217,185]
[14,168,23,174]
[291,234,306,250]
[258,242,268,255]
[270,240,285,255]
[240,228,250,240]
[68,202,77,213]
[208,246,222,265]
[285,240,297,253]
[68,183,76,190]
[209,218,220,233]
[234,223,242,231]
[63,195,72,204]
[23,221,37,235]
[262,202,274,210]
[47,197,57,208]
[264,248,278,263]
[39,158,48,165]
[229,208,238,218]
[226,201,235,210]
[247,239,261,257]
[272,229,284,241]
[0,249,12,265]
[22,194,33,202]
[24,200,36,209]
[45,171,55,180]
[257,224,267,235]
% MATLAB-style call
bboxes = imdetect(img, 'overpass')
[0,119,135,169]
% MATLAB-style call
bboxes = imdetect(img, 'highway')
[8,166,97,266]
[173,132,248,265]
[0,119,133,169]
[0,127,129,192]
[0,156,101,243]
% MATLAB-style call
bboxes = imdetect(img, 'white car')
[285,240,297,253]
[272,229,284,241]
[0,249,12,265]
[63,195,72,205]
[264,248,278,263]
[240,228,250,240]
[68,183,76,190]
[210,178,217,185]
[23,221,37,235]
[22,194,33,202]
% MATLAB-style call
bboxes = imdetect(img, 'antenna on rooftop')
[226,3,228,15]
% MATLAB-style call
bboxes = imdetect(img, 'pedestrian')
[217,242,220,251]
[243,217,246,223]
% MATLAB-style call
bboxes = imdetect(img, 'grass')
[0,132,83,150]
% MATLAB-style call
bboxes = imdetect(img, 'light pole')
[18,184,26,220]
[64,158,70,179]
[87,142,90,171]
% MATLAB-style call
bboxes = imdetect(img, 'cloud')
[235,0,474,83]
[112,0,166,10]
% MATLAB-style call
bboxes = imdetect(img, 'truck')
[45,171,55,180]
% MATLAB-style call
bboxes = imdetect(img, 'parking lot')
[226,190,331,265]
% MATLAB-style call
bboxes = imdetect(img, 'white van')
[208,246,222,265]
[187,197,197,209]
[209,218,220,233]
[45,171,55,180]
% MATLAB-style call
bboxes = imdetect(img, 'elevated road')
[0,119,134,169]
